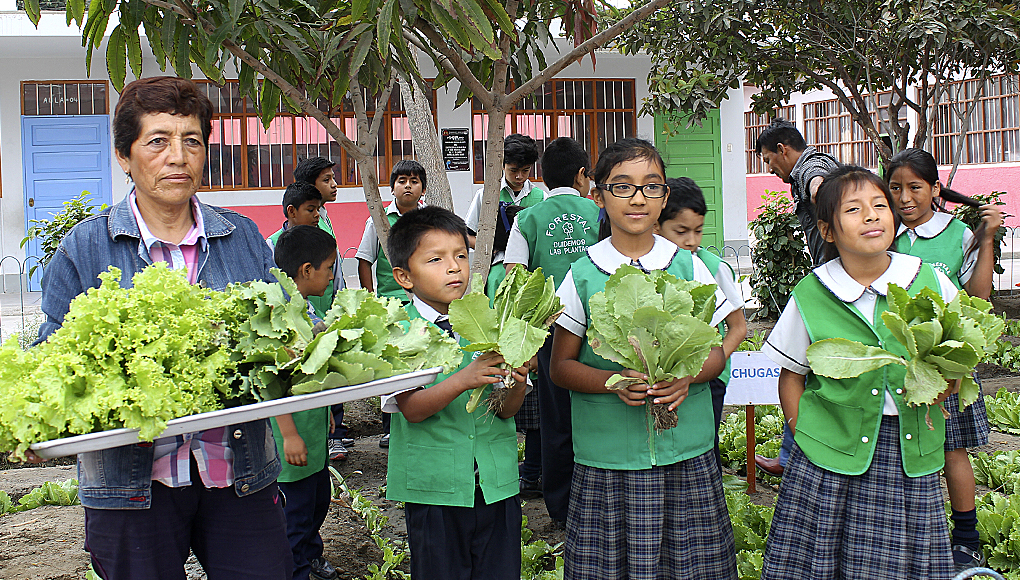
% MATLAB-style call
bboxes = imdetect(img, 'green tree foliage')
[20,191,107,278]
[748,191,811,320]
[954,191,1010,276]
[614,0,1020,164]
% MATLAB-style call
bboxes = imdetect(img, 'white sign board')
[724,351,782,406]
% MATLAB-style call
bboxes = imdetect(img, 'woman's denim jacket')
[36,198,282,509]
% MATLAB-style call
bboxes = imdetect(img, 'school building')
[0,6,754,291]
[743,81,1020,225]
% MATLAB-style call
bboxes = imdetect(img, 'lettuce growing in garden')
[449,267,563,414]
[587,265,722,431]
[806,284,1004,414]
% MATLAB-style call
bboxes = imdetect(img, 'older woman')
[36,77,291,580]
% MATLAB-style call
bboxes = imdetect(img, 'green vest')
[696,248,735,385]
[375,212,407,301]
[893,218,970,289]
[385,302,519,507]
[791,264,946,477]
[270,406,330,482]
[501,184,545,208]
[308,215,336,318]
[568,249,715,470]
[514,194,600,287]
[482,185,545,302]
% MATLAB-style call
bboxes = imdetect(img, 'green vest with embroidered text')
[791,264,946,477]
[894,218,970,289]
[515,194,600,287]
[567,248,715,470]
[385,302,519,507]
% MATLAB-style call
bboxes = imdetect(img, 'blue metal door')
[22,115,113,290]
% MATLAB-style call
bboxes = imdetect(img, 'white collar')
[411,295,446,323]
[544,186,581,199]
[813,252,923,303]
[501,177,534,201]
[386,201,424,216]
[896,211,952,239]
[586,235,680,275]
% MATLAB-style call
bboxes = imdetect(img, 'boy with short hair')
[267,182,323,252]
[271,225,341,580]
[503,136,599,525]
[382,206,530,580]
[295,156,349,460]
[656,177,748,463]
[356,159,428,303]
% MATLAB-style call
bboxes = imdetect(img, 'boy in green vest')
[295,156,351,461]
[270,225,340,580]
[465,134,546,297]
[656,177,747,465]
[382,206,531,580]
[266,182,323,253]
[503,136,599,524]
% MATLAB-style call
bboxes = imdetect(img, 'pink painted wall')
[224,202,371,256]
[746,164,1020,226]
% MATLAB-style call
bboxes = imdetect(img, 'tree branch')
[414,16,493,109]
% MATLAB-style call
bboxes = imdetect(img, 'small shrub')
[749,191,812,320]
[953,191,1009,276]
[20,191,106,279]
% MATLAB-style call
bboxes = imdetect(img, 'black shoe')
[309,556,339,580]
[379,434,390,448]
[952,544,987,574]
[519,477,542,500]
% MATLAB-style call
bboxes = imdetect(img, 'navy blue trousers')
[84,458,292,580]
[328,404,347,440]
[536,335,573,522]
[405,488,521,580]
[279,466,332,580]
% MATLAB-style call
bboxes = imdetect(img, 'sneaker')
[309,556,339,580]
[952,544,987,574]
[328,439,347,461]
[519,477,542,500]
[341,438,355,447]
[379,434,390,448]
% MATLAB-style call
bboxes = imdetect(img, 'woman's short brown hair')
[113,76,213,158]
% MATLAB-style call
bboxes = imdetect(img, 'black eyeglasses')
[596,183,668,199]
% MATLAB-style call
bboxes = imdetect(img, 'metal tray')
[30,367,440,459]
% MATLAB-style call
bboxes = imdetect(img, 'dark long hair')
[886,148,983,253]
[815,165,899,263]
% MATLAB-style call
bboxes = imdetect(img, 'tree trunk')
[400,78,454,211]
[471,106,508,286]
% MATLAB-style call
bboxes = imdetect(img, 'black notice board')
[441,128,470,171]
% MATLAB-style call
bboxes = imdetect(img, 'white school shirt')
[896,211,978,285]
[503,186,581,268]
[763,252,958,415]
[700,250,746,312]
[555,235,737,339]
[355,202,424,263]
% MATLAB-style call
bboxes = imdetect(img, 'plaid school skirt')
[515,387,540,432]
[762,416,954,580]
[565,451,737,580]
[944,387,990,450]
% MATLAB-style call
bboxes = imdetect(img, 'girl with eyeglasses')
[549,138,739,579]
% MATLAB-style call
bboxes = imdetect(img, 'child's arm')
[550,327,692,412]
[357,258,375,292]
[494,361,533,419]
[689,347,726,384]
[964,204,1004,300]
[274,413,308,466]
[721,310,748,358]
[777,368,806,433]
[395,351,510,423]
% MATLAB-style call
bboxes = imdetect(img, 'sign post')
[724,351,782,494]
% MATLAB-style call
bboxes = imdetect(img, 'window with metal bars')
[744,106,795,174]
[194,80,436,191]
[470,79,637,183]
[21,81,109,116]
[801,93,905,168]
[930,74,1020,165]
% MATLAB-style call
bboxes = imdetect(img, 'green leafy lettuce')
[806,285,1004,411]
[449,267,563,413]
[587,264,721,430]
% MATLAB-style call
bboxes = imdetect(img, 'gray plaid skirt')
[762,416,954,580]
[515,386,540,432]
[565,451,737,580]
[944,386,990,450]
